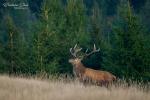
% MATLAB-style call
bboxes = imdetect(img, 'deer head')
[69,44,100,66]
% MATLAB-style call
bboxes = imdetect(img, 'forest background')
[0,0,149,82]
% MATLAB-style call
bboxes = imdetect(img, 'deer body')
[69,44,116,86]
[69,58,116,85]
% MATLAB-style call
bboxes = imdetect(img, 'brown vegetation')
[0,75,149,100]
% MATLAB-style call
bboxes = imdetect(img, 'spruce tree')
[111,1,150,80]
[65,0,90,45]
[32,0,65,74]
[140,0,150,31]
[85,1,103,70]
[2,16,20,74]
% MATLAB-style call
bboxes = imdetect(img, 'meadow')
[0,75,149,100]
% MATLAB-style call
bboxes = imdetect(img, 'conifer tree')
[84,1,103,70]
[65,0,90,45]
[2,16,20,74]
[32,0,65,74]
[111,0,150,80]
[140,0,150,31]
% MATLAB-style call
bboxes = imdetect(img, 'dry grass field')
[0,75,149,100]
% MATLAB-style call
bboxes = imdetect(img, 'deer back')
[83,68,116,83]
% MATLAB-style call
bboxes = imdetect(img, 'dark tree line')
[0,0,149,81]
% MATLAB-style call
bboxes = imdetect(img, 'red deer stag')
[69,44,116,86]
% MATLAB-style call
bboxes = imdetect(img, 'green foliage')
[110,1,150,81]
[65,0,90,45]
[31,0,90,74]
[1,16,21,73]
[31,0,63,74]
[140,0,150,31]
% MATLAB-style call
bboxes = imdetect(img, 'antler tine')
[73,44,82,54]
[93,44,100,52]
[70,48,76,57]
[74,44,77,50]
[97,48,100,51]
[70,44,82,58]
[70,48,72,52]
[85,49,88,53]
[75,48,82,52]
[94,44,96,51]
[85,44,100,57]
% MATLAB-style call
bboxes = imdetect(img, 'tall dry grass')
[0,75,149,100]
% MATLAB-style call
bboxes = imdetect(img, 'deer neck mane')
[74,61,86,74]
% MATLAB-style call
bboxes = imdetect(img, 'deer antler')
[70,44,82,57]
[70,44,100,59]
[84,44,100,57]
